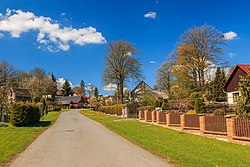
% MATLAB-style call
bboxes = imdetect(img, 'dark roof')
[13,88,31,98]
[56,96,83,104]
[224,64,250,90]
[131,81,152,94]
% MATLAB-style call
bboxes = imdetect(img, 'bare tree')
[103,40,143,103]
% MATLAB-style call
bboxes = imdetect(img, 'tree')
[103,40,143,103]
[80,80,85,95]
[210,67,226,101]
[236,75,250,117]
[94,87,99,98]
[62,79,72,96]
[51,73,58,98]
[173,25,226,89]
[155,59,174,98]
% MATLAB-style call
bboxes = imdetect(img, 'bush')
[161,101,169,109]
[153,99,161,108]
[162,110,171,113]
[194,98,205,113]
[97,104,127,115]
[10,103,40,127]
[137,106,154,112]
[186,109,197,114]
[213,109,225,115]
[53,106,62,111]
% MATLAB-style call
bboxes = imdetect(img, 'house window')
[233,92,239,103]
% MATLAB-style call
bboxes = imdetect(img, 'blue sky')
[0,0,249,95]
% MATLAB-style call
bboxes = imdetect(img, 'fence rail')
[234,118,250,138]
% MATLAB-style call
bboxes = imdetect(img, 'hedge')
[96,104,127,115]
[10,103,40,127]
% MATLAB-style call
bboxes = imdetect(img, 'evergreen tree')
[80,80,85,95]
[51,73,56,83]
[62,79,72,96]
[51,73,57,98]
[211,67,226,101]
[94,87,99,98]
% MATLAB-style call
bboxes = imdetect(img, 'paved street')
[10,110,171,167]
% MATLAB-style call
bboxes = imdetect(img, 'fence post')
[180,114,185,130]
[151,110,155,123]
[166,113,170,127]
[225,115,236,142]
[144,110,147,121]
[199,114,205,135]
[139,110,142,120]
[156,110,159,124]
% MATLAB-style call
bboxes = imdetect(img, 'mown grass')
[0,110,63,166]
[81,110,250,167]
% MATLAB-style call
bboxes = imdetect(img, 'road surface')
[10,110,172,167]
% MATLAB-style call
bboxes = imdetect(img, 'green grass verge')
[81,110,250,167]
[0,110,62,166]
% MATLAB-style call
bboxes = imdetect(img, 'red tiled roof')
[238,64,250,73]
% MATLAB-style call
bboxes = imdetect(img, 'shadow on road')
[27,121,52,127]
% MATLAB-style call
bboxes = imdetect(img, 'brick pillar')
[166,113,170,127]
[199,114,205,135]
[151,111,155,123]
[180,114,185,130]
[156,111,160,124]
[144,110,147,121]
[226,116,236,142]
[139,110,142,120]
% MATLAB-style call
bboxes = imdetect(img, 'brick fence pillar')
[151,110,155,123]
[139,110,142,120]
[199,114,205,135]
[156,111,160,124]
[144,110,147,121]
[180,114,185,130]
[166,113,170,127]
[226,115,236,142]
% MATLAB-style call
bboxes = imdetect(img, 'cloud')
[57,78,73,90]
[155,1,159,4]
[0,9,106,52]
[104,83,117,91]
[0,33,3,38]
[144,12,156,19]
[149,60,157,64]
[60,12,66,16]
[228,52,237,58]
[223,31,238,40]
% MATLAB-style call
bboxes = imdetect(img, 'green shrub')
[213,109,225,115]
[10,103,40,127]
[137,106,154,111]
[99,104,127,115]
[53,106,62,111]
[153,99,161,108]
[162,110,171,113]
[194,98,205,113]
[186,109,197,114]
[161,101,169,109]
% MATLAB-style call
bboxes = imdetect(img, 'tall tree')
[155,59,174,98]
[80,80,85,95]
[94,87,99,98]
[173,25,226,89]
[62,79,72,96]
[103,40,143,103]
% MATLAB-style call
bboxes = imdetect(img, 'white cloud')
[0,9,106,52]
[104,83,117,91]
[144,12,156,19]
[60,12,66,16]
[149,60,157,64]
[57,78,73,90]
[0,33,3,38]
[223,31,238,40]
[228,52,237,58]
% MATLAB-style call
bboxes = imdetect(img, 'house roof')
[131,81,152,94]
[13,88,31,98]
[56,96,83,104]
[224,64,250,90]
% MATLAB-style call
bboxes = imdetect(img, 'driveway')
[10,110,172,167]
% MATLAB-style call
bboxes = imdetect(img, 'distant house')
[130,81,168,102]
[56,96,84,109]
[8,88,32,103]
[224,64,250,106]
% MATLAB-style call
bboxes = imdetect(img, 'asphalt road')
[10,110,172,167]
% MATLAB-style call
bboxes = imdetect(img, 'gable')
[224,66,248,92]
[131,81,152,95]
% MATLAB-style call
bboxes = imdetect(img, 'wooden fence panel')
[159,112,166,123]
[169,113,180,125]
[204,115,227,132]
[184,114,200,128]
[234,118,250,138]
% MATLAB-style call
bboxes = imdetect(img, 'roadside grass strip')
[81,110,250,167]
[0,111,62,166]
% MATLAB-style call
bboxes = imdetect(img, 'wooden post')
[151,110,155,123]
[166,113,170,127]
[180,114,185,130]
[156,110,160,124]
[199,114,205,135]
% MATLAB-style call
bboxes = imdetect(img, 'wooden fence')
[204,115,227,133]
[234,118,250,138]
[169,113,180,125]
[184,114,200,129]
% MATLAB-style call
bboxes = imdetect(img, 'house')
[56,96,84,109]
[224,64,250,106]
[8,88,32,103]
[130,81,168,102]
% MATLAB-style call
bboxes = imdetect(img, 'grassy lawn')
[81,110,250,167]
[0,110,63,166]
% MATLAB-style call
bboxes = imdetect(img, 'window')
[233,92,239,103]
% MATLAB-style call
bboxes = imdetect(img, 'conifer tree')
[62,79,72,96]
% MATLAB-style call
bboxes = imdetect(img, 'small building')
[224,64,250,106]
[8,88,32,103]
[56,96,84,109]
